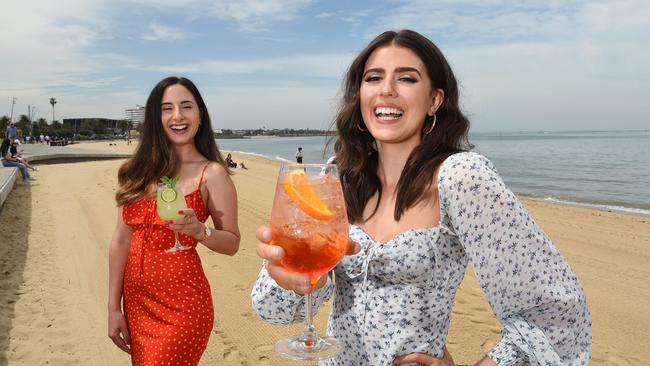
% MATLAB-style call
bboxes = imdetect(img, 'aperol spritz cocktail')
[157,177,191,252]
[269,163,348,360]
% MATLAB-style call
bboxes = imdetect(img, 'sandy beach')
[1,140,648,365]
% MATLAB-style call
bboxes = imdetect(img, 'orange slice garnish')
[283,170,334,220]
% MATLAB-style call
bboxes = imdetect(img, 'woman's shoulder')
[437,151,498,185]
[202,161,231,183]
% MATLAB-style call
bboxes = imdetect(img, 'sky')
[1,0,649,132]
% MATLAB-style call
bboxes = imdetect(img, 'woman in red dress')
[108,76,240,365]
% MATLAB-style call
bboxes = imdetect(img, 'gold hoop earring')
[424,114,437,135]
[357,121,367,132]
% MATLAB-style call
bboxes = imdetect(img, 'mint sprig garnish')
[160,176,179,188]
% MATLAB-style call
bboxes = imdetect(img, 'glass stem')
[174,231,180,246]
[301,292,317,349]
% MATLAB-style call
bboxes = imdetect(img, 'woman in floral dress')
[252,30,591,365]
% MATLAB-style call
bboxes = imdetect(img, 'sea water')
[216,130,650,215]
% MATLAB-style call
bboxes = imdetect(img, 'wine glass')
[269,163,349,360]
[157,180,191,252]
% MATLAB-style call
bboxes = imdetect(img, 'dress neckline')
[350,224,442,246]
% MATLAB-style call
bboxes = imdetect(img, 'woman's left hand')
[394,346,455,366]
[167,208,205,240]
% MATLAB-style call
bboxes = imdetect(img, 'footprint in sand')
[257,356,271,366]
[223,348,245,361]
[233,284,249,292]
[253,344,275,353]
[253,343,275,363]
[592,347,642,366]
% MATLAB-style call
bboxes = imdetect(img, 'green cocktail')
[157,177,191,252]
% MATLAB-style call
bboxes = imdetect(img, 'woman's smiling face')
[160,83,201,145]
[360,44,442,146]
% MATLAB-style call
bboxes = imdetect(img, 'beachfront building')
[125,106,145,129]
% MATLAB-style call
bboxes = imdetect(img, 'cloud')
[204,0,314,32]
[315,12,336,18]
[141,53,355,80]
[357,0,650,131]
[142,23,195,41]
[125,0,314,32]
[204,84,341,130]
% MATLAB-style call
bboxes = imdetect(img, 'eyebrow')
[363,67,422,77]
[161,100,195,106]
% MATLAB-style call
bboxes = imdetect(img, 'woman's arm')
[439,152,591,366]
[107,207,133,354]
[198,162,241,255]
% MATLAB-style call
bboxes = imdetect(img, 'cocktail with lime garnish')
[157,176,191,252]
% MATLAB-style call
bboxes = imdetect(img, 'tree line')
[1,115,132,140]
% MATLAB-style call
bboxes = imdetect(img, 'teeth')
[170,125,188,130]
[374,107,403,117]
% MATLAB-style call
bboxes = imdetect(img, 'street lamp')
[10,97,16,122]
[49,97,57,123]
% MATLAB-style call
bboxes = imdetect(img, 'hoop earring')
[424,114,437,135]
[357,121,367,132]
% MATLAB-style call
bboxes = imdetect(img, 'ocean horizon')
[216,130,650,216]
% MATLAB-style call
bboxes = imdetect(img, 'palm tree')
[49,97,57,123]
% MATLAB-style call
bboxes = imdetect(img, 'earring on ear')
[357,121,367,132]
[424,114,437,135]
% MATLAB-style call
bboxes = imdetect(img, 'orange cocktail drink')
[270,167,348,280]
[269,163,348,360]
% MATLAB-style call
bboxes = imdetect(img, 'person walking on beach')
[108,76,240,365]
[252,29,591,365]
[6,123,18,141]
[295,147,303,163]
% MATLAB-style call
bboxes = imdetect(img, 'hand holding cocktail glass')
[157,176,192,252]
[255,227,359,294]
[256,163,360,360]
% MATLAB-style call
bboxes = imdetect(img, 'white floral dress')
[251,152,592,365]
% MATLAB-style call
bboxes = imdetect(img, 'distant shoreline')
[216,133,330,139]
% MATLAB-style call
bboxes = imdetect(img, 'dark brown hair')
[115,76,228,206]
[333,29,472,222]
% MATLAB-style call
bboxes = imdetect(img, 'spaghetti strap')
[197,161,211,190]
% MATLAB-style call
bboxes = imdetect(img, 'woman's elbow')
[224,243,240,256]
[222,234,241,256]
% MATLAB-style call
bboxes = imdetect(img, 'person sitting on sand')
[10,139,37,171]
[1,138,34,183]
[225,153,248,169]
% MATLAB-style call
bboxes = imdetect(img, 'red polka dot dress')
[122,164,213,365]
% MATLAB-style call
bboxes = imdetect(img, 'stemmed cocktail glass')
[269,163,349,360]
[157,177,191,252]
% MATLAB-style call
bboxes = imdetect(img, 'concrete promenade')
[0,143,130,208]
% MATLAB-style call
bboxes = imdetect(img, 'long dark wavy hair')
[333,29,472,222]
[116,76,227,206]
[0,138,11,158]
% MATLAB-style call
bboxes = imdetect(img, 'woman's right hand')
[108,308,131,354]
[255,226,360,295]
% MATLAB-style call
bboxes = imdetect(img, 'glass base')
[165,244,192,253]
[275,335,342,361]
